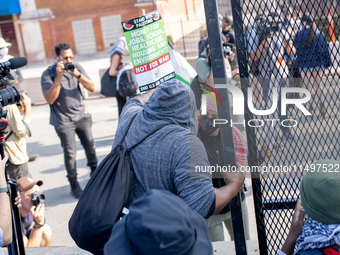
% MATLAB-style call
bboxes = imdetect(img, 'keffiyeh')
[294,215,340,254]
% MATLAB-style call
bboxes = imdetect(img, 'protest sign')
[122,10,175,92]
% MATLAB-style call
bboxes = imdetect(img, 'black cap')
[104,189,213,255]
[301,12,314,25]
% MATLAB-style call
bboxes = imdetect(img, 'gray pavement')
[26,96,119,247]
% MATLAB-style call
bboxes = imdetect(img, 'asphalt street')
[26,96,119,246]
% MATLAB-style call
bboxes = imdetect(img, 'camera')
[256,15,281,43]
[222,42,233,58]
[31,191,45,207]
[64,62,75,73]
[205,41,234,67]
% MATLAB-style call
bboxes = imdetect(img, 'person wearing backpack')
[112,79,245,218]
[278,160,340,255]
[116,62,138,99]
[293,13,331,116]
[109,37,132,116]
[41,42,98,199]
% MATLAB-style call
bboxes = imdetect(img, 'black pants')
[116,94,127,116]
[55,114,98,180]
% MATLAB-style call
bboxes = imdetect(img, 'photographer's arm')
[26,204,45,247]
[0,154,12,245]
[6,104,30,139]
[71,68,95,92]
[43,62,64,105]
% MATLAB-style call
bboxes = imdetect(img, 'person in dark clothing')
[198,93,250,241]
[41,42,98,198]
[293,13,331,116]
[222,17,235,44]
[111,80,245,218]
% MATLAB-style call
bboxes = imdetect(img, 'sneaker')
[320,103,326,116]
[28,153,39,162]
[70,180,83,199]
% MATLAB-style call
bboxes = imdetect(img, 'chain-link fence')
[228,0,340,254]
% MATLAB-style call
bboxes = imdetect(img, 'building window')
[100,15,123,51]
[72,19,97,54]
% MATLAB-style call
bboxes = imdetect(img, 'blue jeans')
[55,114,97,180]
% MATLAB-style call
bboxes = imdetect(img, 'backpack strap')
[118,113,138,146]
[126,125,193,152]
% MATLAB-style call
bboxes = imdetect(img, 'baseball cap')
[17,177,43,192]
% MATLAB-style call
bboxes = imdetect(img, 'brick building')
[0,0,206,62]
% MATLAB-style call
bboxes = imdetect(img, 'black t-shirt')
[222,29,235,44]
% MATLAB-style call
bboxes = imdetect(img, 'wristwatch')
[77,74,82,79]
[0,186,8,194]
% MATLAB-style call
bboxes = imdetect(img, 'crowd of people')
[0,7,339,255]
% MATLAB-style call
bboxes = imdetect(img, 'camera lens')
[0,86,21,107]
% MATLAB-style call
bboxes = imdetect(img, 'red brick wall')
[35,0,143,56]
[33,0,204,59]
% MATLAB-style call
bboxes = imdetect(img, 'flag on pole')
[328,10,335,42]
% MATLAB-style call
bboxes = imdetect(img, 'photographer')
[248,12,296,159]
[0,77,32,181]
[41,43,98,198]
[17,177,52,247]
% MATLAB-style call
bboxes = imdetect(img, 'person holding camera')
[0,78,32,181]
[248,12,296,160]
[41,43,98,199]
[17,177,52,247]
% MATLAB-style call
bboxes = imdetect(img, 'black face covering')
[200,115,219,136]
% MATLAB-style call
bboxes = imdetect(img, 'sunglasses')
[60,56,74,60]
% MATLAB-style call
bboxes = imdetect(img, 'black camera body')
[64,62,75,73]
[31,191,45,207]
[256,16,281,43]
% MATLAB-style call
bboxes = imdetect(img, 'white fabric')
[169,45,197,86]
[0,48,9,58]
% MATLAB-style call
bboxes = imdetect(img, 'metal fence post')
[203,1,247,254]
[228,0,270,254]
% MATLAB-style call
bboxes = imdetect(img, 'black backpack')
[69,114,141,255]
[118,69,138,97]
